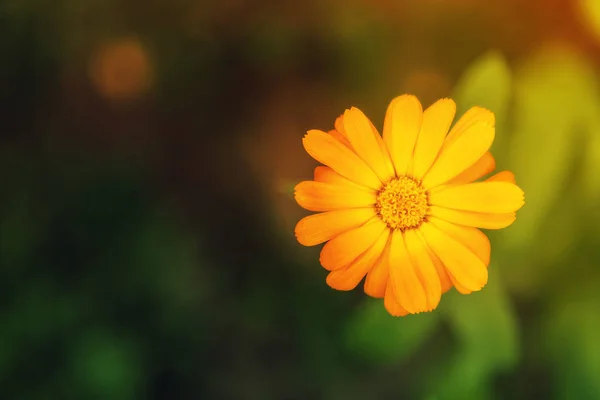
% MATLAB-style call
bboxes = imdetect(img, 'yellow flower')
[294,95,524,316]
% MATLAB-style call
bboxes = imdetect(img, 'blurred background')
[1,0,600,398]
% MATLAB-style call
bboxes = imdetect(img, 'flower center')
[375,176,428,230]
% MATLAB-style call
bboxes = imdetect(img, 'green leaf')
[344,298,440,363]
[444,271,518,368]
[452,51,512,160]
[544,284,600,399]
[426,270,518,399]
[503,46,597,250]
[582,113,600,210]
[452,50,511,124]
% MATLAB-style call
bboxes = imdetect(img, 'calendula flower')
[294,95,524,316]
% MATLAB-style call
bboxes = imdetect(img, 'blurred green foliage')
[344,298,440,364]
[507,47,596,249]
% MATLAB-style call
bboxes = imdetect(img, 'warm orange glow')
[89,38,154,102]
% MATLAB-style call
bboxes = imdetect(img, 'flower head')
[294,95,524,316]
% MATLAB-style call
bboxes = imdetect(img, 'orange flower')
[294,95,524,316]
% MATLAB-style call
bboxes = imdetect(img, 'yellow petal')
[404,229,442,311]
[446,151,496,185]
[294,181,376,212]
[334,115,347,136]
[388,230,428,314]
[420,221,488,292]
[295,208,376,246]
[411,98,456,179]
[422,122,495,189]
[343,107,395,182]
[313,166,372,191]
[364,238,391,298]
[367,118,397,181]
[429,217,491,294]
[444,106,495,147]
[326,229,390,290]
[382,95,423,176]
[429,181,525,213]
[320,219,387,271]
[486,170,516,184]
[423,242,454,293]
[303,129,381,190]
[384,282,410,317]
[429,217,490,265]
[429,206,516,229]
[427,232,472,295]
[328,129,353,150]
[449,274,472,294]
[314,165,340,183]
[312,166,357,186]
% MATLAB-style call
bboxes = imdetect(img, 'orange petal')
[429,217,490,266]
[343,107,395,182]
[486,170,516,184]
[313,166,370,191]
[302,129,381,190]
[364,237,391,298]
[446,152,496,185]
[388,230,428,314]
[448,274,472,294]
[384,282,410,317]
[411,98,456,179]
[428,206,516,229]
[314,165,343,183]
[444,106,495,148]
[404,229,442,311]
[429,217,491,294]
[320,219,388,271]
[420,221,488,292]
[368,119,397,181]
[422,241,453,293]
[326,229,390,290]
[334,115,347,137]
[432,241,473,295]
[294,181,376,212]
[382,95,423,176]
[328,129,353,150]
[295,208,376,246]
[422,122,495,189]
[429,181,525,213]
[313,165,373,192]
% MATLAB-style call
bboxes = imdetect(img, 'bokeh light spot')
[89,38,154,102]
[578,0,600,43]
